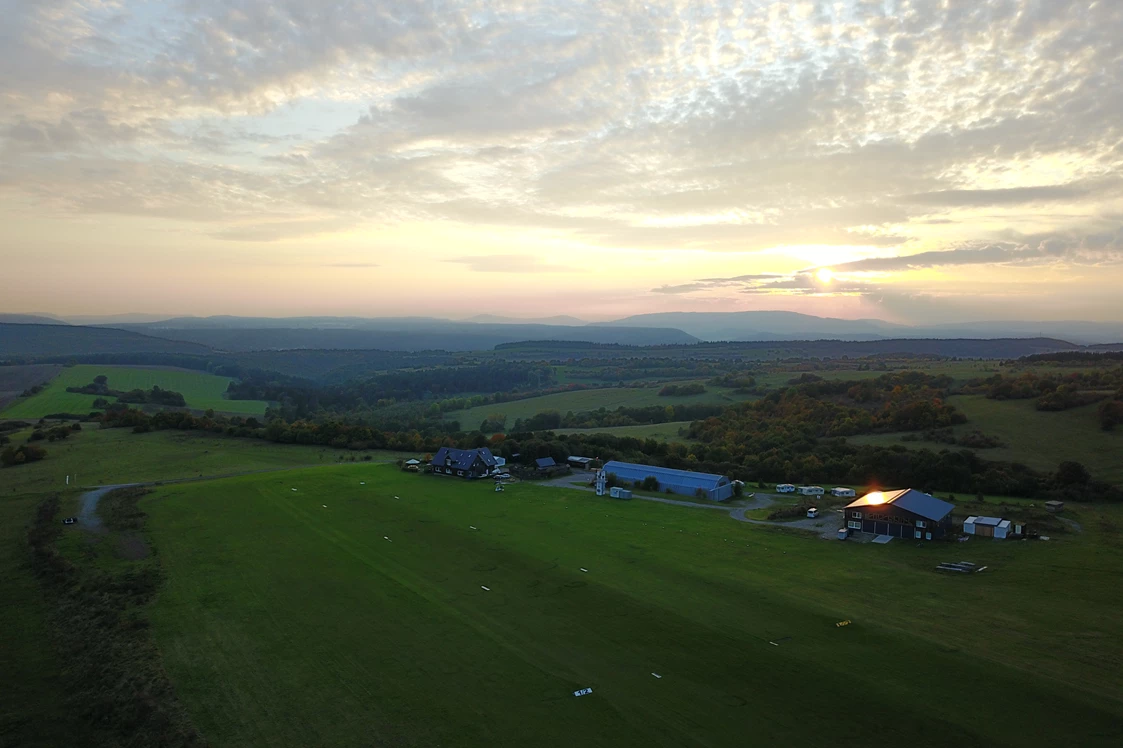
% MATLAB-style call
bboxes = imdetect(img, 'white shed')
[964,516,1011,539]
[830,487,856,498]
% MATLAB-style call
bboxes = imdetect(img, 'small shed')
[964,516,1012,539]
[1045,500,1064,513]
[609,487,632,500]
[567,456,594,470]
[535,457,557,471]
[830,487,856,498]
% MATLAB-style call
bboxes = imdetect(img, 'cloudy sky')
[2,0,1121,322]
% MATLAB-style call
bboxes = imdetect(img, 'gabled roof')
[968,516,1003,526]
[601,461,730,491]
[845,488,954,522]
[535,457,557,468]
[432,447,498,470]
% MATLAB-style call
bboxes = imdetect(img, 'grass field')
[554,421,694,441]
[0,425,418,497]
[0,365,270,418]
[139,465,1123,746]
[848,394,1123,484]
[448,383,742,431]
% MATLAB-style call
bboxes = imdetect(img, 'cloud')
[899,185,1090,207]
[445,254,566,274]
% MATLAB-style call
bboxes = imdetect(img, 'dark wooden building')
[844,488,955,540]
[430,447,499,479]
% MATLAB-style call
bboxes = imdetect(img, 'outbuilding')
[844,488,955,540]
[830,487,856,498]
[567,456,595,470]
[601,461,735,501]
[964,516,1013,539]
[430,447,499,479]
[1045,500,1065,513]
[535,457,558,472]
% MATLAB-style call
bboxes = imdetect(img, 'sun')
[816,267,834,284]
[865,491,885,504]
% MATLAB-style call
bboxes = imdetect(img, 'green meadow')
[848,394,1123,484]
[448,383,741,430]
[0,365,270,418]
[136,465,1123,747]
[554,421,694,441]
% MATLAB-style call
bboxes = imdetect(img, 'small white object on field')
[651,673,662,679]
[383,536,391,541]
[573,687,593,697]
[394,496,400,499]
[322,505,327,508]
[769,641,778,646]
[470,525,478,530]
[291,488,297,492]
[580,568,588,572]
[481,585,490,591]
[360,482,365,485]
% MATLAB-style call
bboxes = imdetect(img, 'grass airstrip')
[136,465,1123,747]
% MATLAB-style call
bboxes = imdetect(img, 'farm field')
[848,394,1123,485]
[0,365,270,418]
[0,364,63,411]
[448,383,742,430]
[554,421,694,441]
[140,465,1123,747]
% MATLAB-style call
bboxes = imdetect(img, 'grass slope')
[1,365,269,418]
[449,383,739,430]
[145,466,1123,747]
[848,394,1123,484]
[554,421,694,441]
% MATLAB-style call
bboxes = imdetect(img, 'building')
[964,516,1013,539]
[567,456,595,470]
[430,447,499,479]
[535,457,557,471]
[798,486,825,496]
[1045,500,1065,513]
[601,461,735,501]
[844,488,955,540]
[830,487,856,498]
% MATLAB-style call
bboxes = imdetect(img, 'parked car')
[806,507,819,519]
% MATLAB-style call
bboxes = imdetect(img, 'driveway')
[540,474,848,536]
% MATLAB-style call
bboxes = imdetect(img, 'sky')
[1,0,1121,323]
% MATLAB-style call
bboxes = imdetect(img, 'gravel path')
[538,474,850,535]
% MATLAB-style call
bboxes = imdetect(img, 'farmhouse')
[601,461,735,501]
[430,447,499,479]
[964,516,1013,539]
[844,488,955,540]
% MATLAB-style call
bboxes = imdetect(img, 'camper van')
[776,483,796,494]
[797,486,825,497]
[830,487,856,498]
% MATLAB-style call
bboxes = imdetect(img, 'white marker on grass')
[481,585,490,591]
[383,536,391,542]
[580,568,588,573]
[651,673,662,679]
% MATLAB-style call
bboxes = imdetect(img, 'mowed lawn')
[449,383,742,430]
[144,466,1123,747]
[848,394,1123,484]
[0,364,269,418]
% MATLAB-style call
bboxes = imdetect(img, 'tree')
[94,374,108,385]
[1055,460,1090,486]
[641,475,660,491]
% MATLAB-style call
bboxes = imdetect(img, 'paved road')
[540,474,849,536]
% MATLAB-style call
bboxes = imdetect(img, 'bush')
[658,383,707,397]
[641,475,660,491]
[1,443,47,467]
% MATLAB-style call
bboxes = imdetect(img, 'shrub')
[641,475,660,491]
[1,443,47,467]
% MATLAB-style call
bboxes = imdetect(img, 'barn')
[601,461,735,501]
[844,489,955,540]
[430,447,499,479]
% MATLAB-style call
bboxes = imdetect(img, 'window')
[916,520,927,528]
[851,511,861,519]
[457,470,464,476]
[925,532,932,541]
[847,521,862,530]
[914,530,922,539]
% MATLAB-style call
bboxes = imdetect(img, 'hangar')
[601,461,735,501]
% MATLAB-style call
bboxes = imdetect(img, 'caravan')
[797,486,825,497]
[776,484,796,494]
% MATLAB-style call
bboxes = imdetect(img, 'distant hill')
[0,323,213,358]
[0,314,68,326]
[464,314,588,326]
[603,311,907,341]
[603,311,1123,345]
[113,321,698,351]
